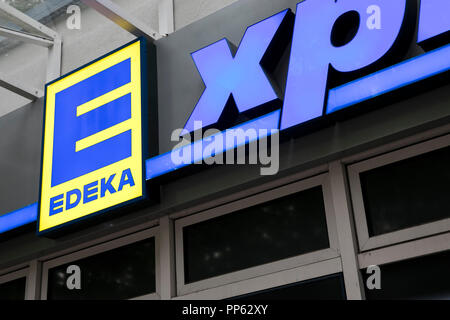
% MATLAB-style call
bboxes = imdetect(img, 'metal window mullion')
[358,231,450,269]
[25,260,42,300]
[159,216,176,300]
[328,160,365,300]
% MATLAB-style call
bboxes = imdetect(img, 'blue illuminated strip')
[326,44,450,114]
[146,110,281,180]
[0,110,281,232]
[0,203,38,234]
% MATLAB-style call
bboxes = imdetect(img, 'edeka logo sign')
[38,39,147,234]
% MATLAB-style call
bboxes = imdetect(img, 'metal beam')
[329,161,366,300]
[159,216,176,299]
[159,0,174,35]
[25,260,42,300]
[0,2,58,40]
[47,36,62,82]
[81,0,164,41]
[0,26,53,47]
[0,73,44,101]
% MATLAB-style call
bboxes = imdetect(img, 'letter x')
[183,9,293,133]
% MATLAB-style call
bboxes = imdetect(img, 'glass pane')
[0,277,26,300]
[183,186,330,284]
[47,237,156,300]
[363,250,450,300]
[0,0,81,28]
[360,145,450,236]
[0,0,39,32]
[231,274,346,300]
[3,0,44,12]
[0,0,82,39]
[0,1,81,51]
[0,17,22,32]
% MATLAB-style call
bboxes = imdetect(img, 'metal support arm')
[82,0,164,41]
[0,73,44,101]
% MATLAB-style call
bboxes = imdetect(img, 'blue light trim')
[0,203,38,234]
[326,44,450,114]
[147,110,281,180]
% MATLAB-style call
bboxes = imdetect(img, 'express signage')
[146,0,450,179]
[183,0,449,133]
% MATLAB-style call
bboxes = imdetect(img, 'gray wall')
[0,98,43,214]
[0,0,449,269]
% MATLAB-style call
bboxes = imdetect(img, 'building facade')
[0,0,449,300]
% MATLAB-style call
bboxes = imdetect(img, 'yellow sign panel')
[39,40,146,234]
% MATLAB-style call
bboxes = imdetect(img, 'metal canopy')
[0,0,174,102]
[0,1,61,101]
[0,1,58,40]
[0,26,54,47]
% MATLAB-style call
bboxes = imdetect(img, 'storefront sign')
[0,0,448,236]
[146,0,450,179]
[185,0,449,133]
[38,39,148,234]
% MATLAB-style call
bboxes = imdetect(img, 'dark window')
[0,277,26,300]
[360,145,450,236]
[231,274,346,300]
[363,250,450,300]
[47,237,156,300]
[183,186,330,283]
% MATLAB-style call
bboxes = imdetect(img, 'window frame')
[175,173,340,296]
[357,232,450,300]
[348,133,450,252]
[40,227,160,300]
[0,267,29,300]
[358,231,450,269]
[174,257,343,300]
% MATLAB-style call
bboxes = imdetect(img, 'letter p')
[280,0,413,130]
